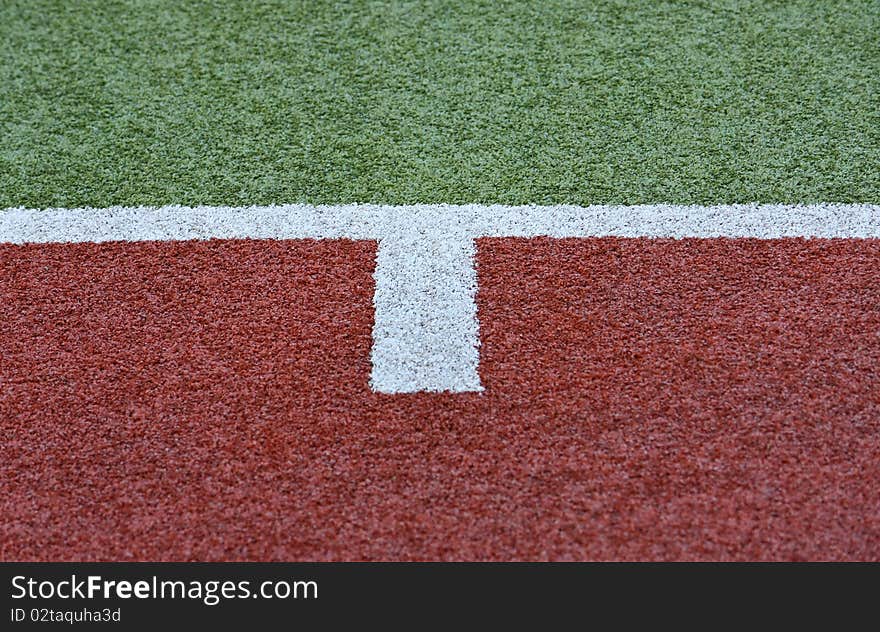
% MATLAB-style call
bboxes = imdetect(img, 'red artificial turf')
[1,237,879,560]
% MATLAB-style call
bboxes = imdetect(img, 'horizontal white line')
[2,203,878,394]
[1,203,879,244]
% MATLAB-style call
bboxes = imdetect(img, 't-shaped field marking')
[3,203,879,393]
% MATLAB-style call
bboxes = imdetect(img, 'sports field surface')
[1,1,879,560]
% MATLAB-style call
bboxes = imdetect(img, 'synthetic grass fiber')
[1,0,878,208]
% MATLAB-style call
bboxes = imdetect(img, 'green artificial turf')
[1,0,878,208]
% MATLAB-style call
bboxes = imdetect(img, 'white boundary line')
[2,203,879,393]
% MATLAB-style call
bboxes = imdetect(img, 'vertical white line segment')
[371,231,481,393]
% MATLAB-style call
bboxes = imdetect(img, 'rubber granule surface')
[1,237,879,560]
